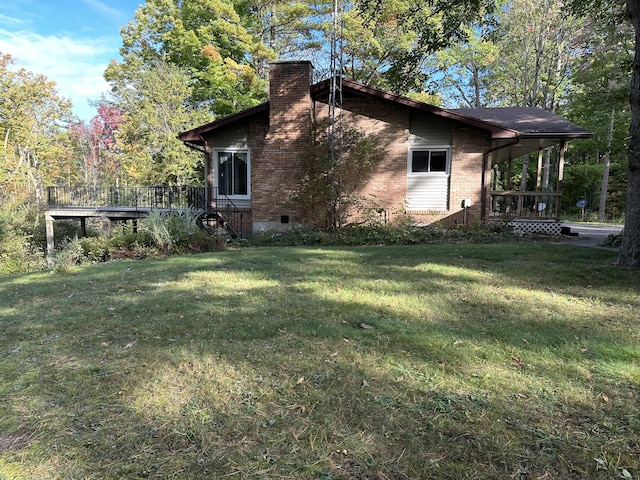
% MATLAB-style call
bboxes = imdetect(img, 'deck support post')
[46,215,55,269]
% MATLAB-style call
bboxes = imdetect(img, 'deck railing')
[47,185,207,211]
[489,190,561,219]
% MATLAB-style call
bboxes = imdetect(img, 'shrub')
[0,204,46,274]
[246,222,513,247]
[603,230,624,247]
[53,237,86,274]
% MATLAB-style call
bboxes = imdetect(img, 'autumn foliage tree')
[69,104,123,188]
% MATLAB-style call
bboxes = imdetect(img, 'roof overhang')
[452,107,593,162]
[177,103,270,146]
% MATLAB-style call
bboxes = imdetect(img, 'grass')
[0,242,639,479]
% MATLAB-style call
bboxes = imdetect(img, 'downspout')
[481,138,520,222]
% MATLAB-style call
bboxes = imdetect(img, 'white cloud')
[82,0,128,21]
[0,13,25,29]
[0,29,118,120]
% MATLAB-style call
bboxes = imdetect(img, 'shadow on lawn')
[1,243,639,478]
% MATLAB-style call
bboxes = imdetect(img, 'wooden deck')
[44,185,247,267]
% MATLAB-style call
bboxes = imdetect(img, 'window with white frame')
[407,147,451,210]
[216,150,249,198]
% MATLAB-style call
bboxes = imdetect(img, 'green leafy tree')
[622,0,640,266]
[432,21,500,107]
[567,0,639,266]
[0,52,73,203]
[563,1,631,220]
[106,58,211,185]
[237,0,327,73]
[484,0,581,109]
[110,0,271,116]
[350,0,498,94]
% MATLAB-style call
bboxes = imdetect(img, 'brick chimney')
[268,61,314,138]
[252,61,314,231]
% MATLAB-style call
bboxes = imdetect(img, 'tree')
[563,1,631,221]
[432,23,500,108]
[237,0,328,73]
[0,52,73,203]
[111,0,271,116]
[69,104,123,188]
[349,0,498,94]
[106,58,211,185]
[294,119,384,228]
[484,0,581,110]
[621,0,640,266]
[568,0,639,266]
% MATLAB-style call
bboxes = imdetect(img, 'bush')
[53,237,86,274]
[247,222,513,247]
[0,204,46,274]
[603,230,624,247]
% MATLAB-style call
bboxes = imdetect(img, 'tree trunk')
[598,109,614,223]
[621,0,640,267]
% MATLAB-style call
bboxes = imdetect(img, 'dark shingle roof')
[178,80,592,147]
[450,107,592,138]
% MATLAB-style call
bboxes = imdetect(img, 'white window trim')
[213,148,251,200]
[407,146,452,177]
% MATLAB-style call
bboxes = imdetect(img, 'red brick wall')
[448,125,491,225]
[317,97,410,219]
[314,98,491,227]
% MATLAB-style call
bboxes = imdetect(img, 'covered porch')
[454,107,593,233]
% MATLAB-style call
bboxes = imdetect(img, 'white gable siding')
[407,115,452,211]
[212,124,249,149]
[406,175,449,211]
[409,114,452,145]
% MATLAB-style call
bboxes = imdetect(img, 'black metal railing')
[46,185,244,238]
[489,190,561,219]
[46,185,207,211]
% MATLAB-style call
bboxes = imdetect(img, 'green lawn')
[1,242,639,479]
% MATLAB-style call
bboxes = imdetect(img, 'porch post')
[481,152,489,222]
[536,149,543,191]
[555,140,566,217]
[506,158,513,213]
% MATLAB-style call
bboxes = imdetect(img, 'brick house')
[178,60,592,235]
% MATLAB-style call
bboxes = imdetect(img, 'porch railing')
[489,190,561,219]
[46,185,244,237]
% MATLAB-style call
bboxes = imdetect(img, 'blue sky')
[0,0,142,121]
